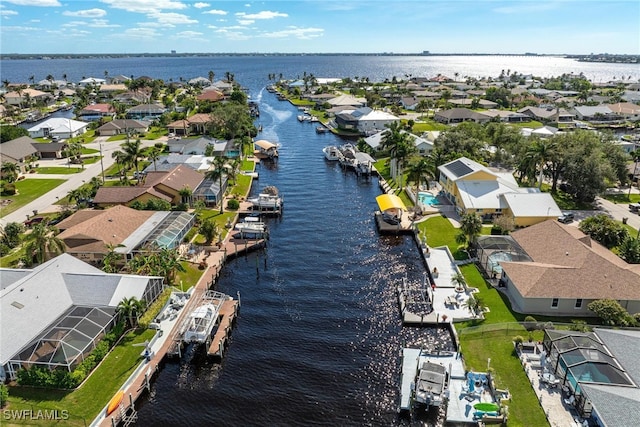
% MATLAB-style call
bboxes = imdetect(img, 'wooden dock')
[208,299,239,357]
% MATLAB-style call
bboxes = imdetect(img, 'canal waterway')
[135,87,452,426]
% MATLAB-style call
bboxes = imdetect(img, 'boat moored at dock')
[235,216,268,238]
[323,145,341,161]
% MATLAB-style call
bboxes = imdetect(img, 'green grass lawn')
[80,147,99,155]
[6,328,156,426]
[35,167,82,175]
[174,261,205,291]
[0,179,66,217]
[230,174,252,198]
[416,215,469,260]
[411,120,449,132]
[602,192,640,204]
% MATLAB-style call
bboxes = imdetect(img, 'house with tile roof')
[495,220,640,316]
[95,119,149,136]
[77,103,116,121]
[27,118,89,139]
[438,157,561,226]
[434,108,491,124]
[56,205,195,263]
[93,165,204,208]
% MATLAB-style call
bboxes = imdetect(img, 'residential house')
[167,136,217,155]
[166,120,191,136]
[0,254,164,381]
[334,107,400,135]
[434,108,491,124]
[438,156,561,225]
[607,102,640,121]
[196,89,225,103]
[95,119,149,136]
[448,99,499,109]
[572,106,622,124]
[3,88,52,107]
[210,80,233,95]
[542,328,640,425]
[364,129,433,155]
[482,109,530,123]
[326,94,367,108]
[56,205,195,263]
[126,104,166,120]
[93,164,204,208]
[78,77,106,87]
[192,176,228,207]
[27,118,89,139]
[143,154,214,173]
[185,113,213,134]
[188,77,211,86]
[517,106,575,125]
[77,103,116,121]
[32,142,67,159]
[492,220,640,316]
[0,136,39,173]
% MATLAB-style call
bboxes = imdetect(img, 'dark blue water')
[134,87,451,426]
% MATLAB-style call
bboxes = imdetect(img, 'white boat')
[248,193,282,211]
[241,170,259,178]
[235,217,268,237]
[183,303,219,343]
[414,360,448,408]
[323,145,341,161]
[338,144,358,168]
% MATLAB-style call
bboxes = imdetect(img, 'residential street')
[0,137,163,227]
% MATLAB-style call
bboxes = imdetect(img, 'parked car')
[557,212,575,224]
[629,203,640,213]
[24,217,45,227]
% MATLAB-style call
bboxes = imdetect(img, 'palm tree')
[1,162,19,183]
[450,272,467,291]
[205,156,229,213]
[111,149,127,181]
[145,146,162,171]
[178,186,193,207]
[156,247,186,286]
[24,223,65,265]
[102,243,125,273]
[462,295,483,316]
[117,296,146,328]
[199,218,218,245]
[456,213,483,250]
[122,138,144,180]
[208,70,215,82]
[525,138,555,189]
[407,157,435,203]
[381,121,415,189]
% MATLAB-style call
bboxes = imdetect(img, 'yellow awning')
[254,139,277,149]
[376,194,407,212]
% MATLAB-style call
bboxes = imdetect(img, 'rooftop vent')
[11,301,24,309]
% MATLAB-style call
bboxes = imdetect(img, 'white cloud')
[493,3,558,14]
[263,26,323,40]
[61,21,85,27]
[89,19,120,28]
[193,2,209,8]
[213,28,249,41]
[203,9,226,15]
[120,26,161,39]
[236,10,287,20]
[175,30,203,37]
[0,24,39,32]
[0,9,18,16]
[3,0,60,6]
[237,19,253,25]
[148,11,197,25]
[100,0,187,14]
[63,8,107,18]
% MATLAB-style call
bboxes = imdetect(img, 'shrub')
[523,315,538,331]
[0,384,8,408]
[513,335,524,344]
[227,199,240,210]
[543,321,555,330]
[1,183,16,196]
[569,319,590,332]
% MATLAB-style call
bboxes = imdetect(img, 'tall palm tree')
[198,218,218,245]
[25,223,65,265]
[111,149,127,181]
[178,186,193,207]
[156,247,186,286]
[145,146,162,171]
[456,213,483,250]
[407,156,435,202]
[381,121,415,188]
[525,138,555,189]
[205,156,229,213]
[122,138,144,180]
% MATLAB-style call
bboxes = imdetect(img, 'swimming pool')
[418,192,440,206]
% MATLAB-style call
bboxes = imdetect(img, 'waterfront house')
[192,176,228,207]
[326,94,367,108]
[3,88,51,107]
[571,106,621,124]
[482,109,530,123]
[196,89,225,103]
[78,103,116,121]
[607,102,640,121]
[542,328,640,425]
[93,165,204,208]
[434,108,491,124]
[448,99,499,109]
[126,104,166,120]
[27,118,89,140]
[364,129,433,155]
[0,253,164,381]
[56,205,195,264]
[517,106,576,126]
[78,77,106,87]
[491,220,640,316]
[0,136,39,173]
[143,154,214,173]
[438,156,561,225]
[335,107,400,135]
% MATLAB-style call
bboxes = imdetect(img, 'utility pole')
[99,142,105,183]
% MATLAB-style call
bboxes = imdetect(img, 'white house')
[27,118,89,139]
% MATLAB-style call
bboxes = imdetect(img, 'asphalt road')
[0,136,163,227]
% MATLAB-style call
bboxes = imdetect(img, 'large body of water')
[3,55,638,425]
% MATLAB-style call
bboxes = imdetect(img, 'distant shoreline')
[1,52,637,64]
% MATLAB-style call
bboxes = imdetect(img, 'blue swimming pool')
[418,192,440,206]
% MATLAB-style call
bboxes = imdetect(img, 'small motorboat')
[323,145,341,161]
[235,216,268,237]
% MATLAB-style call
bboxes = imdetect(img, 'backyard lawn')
[6,328,156,426]
[35,166,82,175]
[0,179,65,217]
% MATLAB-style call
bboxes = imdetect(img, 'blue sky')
[1,0,638,55]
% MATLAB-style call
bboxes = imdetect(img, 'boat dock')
[208,298,239,357]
